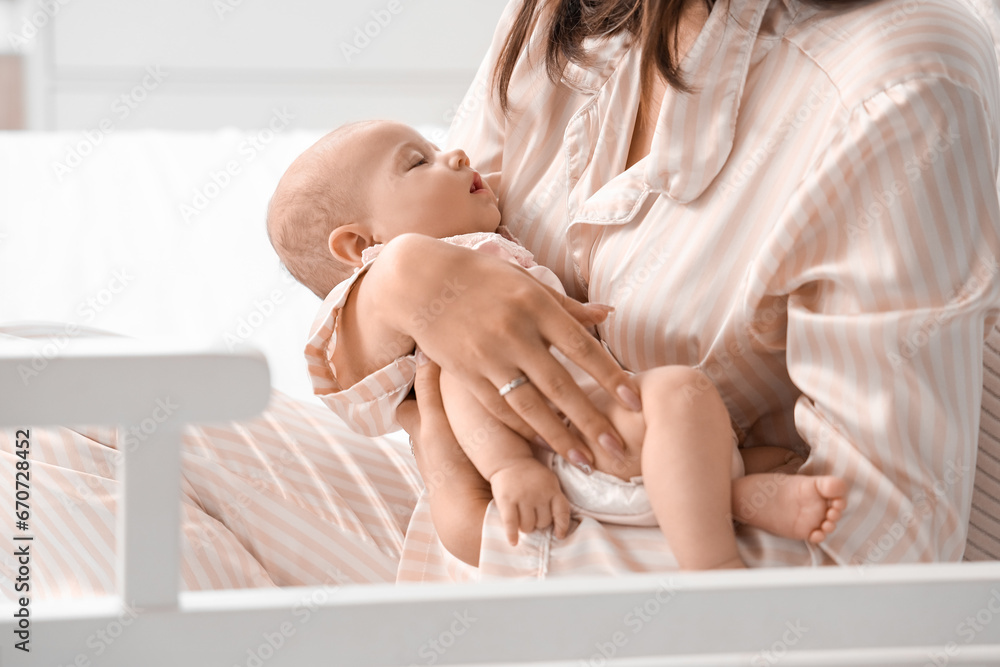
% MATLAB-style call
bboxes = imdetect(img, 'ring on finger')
[498,375,531,398]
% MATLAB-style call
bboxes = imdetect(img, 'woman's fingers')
[542,291,642,412]
[481,323,629,466]
[496,372,603,468]
[541,283,613,328]
[380,235,639,465]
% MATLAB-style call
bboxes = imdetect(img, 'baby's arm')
[332,267,415,384]
[439,369,571,545]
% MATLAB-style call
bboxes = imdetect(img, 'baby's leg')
[439,370,571,547]
[740,445,802,474]
[634,367,746,570]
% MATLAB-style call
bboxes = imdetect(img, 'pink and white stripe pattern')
[8,0,1000,599]
[347,0,1000,577]
[433,0,1000,573]
[0,392,422,600]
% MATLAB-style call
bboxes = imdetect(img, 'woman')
[318,0,1000,577]
[7,0,1000,600]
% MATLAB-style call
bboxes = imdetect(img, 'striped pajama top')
[308,0,1000,577]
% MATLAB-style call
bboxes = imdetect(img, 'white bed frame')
[3,337,1000,667]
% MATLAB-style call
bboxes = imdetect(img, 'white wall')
[13,0,508,129]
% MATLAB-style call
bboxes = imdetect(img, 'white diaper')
[540,431,744,526]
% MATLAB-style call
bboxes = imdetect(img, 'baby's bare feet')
[732,473,847,543]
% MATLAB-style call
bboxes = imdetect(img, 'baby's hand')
[490,459,571,546]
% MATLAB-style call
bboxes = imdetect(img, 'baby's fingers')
[499,501,520,546]
[533,501,552,532]
[552,494,572,540]
[518,504,537,537]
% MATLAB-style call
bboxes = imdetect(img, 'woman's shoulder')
[782,0,999,108]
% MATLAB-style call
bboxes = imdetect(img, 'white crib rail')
[0,335,272,613]
[3,337,1000,666]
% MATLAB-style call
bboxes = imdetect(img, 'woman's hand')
[371,233,640,466]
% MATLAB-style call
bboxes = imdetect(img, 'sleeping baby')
[266,119,848,570]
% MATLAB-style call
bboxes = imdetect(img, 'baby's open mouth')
[470,172,484,193]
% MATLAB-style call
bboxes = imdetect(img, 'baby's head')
[267,120,501,298]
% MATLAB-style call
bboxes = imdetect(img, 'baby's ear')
[328,224,373,267]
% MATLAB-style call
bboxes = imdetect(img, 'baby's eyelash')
[411,157,428,169]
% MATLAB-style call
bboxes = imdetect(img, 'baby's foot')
[732,473,847,543]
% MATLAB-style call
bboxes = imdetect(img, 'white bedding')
[0,126,448,405]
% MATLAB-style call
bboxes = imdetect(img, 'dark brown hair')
[491,0,865,116]
[493,0,701,118]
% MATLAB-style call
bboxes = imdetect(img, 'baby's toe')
[815,476,847,500]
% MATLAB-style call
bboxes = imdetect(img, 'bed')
[6,27,1000,667]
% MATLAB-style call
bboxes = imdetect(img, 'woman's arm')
[332,233,641,465]
[773,70,1000,563]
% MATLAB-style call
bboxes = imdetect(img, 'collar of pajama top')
[482,0,822,302]
[559,0,774,207]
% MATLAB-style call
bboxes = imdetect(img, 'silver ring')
[498,375,530,397]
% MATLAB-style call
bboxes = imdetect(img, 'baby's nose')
[447,150,471,169]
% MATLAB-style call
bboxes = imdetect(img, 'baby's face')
[348,122,501,243]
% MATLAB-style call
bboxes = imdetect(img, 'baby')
[267,119,848,570]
